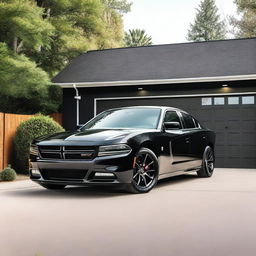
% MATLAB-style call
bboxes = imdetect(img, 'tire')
[40,184,66,190]
[127,147,159,193]
[197,146,215,178]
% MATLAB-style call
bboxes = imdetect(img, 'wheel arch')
[140,141,159,157]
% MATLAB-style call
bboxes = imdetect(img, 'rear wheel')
[197,146,215,177]
[40,184,66,190]
[127,147,158,193]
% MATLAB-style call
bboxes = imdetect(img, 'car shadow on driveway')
[3,173,198,198]
[156,173,198,189]
[4,185,131,199]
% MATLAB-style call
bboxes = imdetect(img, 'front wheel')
[40,184,66,190]
[197,146,215,178]
[127,147,158,193]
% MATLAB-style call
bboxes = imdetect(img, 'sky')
[123,0,238,45]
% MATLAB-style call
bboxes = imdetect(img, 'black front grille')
[38,145,96,160]
[41,169,88,181]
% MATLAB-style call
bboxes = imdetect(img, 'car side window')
[164,111,182,127]
[181,112,196,129]
[193,118,201,128]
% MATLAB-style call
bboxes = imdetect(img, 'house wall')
[63,79,256,130]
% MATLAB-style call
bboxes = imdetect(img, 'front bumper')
[30,153,135,186]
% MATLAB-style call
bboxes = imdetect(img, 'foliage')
[14,115,64,174]
[26,0,131,76]
[0,166,17,181]
[0,0,131,113]
[0,0,54,53]
[231,0,256,38]
[0,43,61,114]
[101,0,132,14]
[124,29,153,47]
[187,0,226,41]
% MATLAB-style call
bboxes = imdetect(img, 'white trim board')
[94,92,256,116]
[55,74,256,88]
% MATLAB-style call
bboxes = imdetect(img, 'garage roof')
[53,38,256,88]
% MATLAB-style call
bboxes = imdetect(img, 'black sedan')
[29,106,215,193]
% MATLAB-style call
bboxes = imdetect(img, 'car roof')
[105,106,187,113]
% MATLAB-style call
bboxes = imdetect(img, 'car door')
[180,112,206,168]
[160,110,191,173]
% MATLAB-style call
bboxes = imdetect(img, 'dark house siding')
[63,80,256,130]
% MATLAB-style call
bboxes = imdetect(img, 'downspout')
[73,84,81,128]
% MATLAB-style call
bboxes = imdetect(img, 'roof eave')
[53,74,256,88]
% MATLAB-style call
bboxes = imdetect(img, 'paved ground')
[1,168,256,256]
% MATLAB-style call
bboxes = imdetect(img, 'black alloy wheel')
[127,147,158,193]
[197,146,215,177]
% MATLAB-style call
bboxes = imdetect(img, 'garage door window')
[242,96,254,104]
[201,97,212,106]
[214,97,225,105]
[228,97,239,105]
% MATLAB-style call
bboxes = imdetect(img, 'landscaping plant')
[0,165,17,181]
[14,115,64,174]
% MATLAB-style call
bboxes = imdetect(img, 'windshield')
[81,108,161,130]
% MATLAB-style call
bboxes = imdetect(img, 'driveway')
[1,168,256,256]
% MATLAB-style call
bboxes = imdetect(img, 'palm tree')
[124,29,152,47]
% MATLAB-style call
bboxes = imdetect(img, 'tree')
[0,0,130,114]
[187,0,226,41]
[28,0,130,76]
[0,42,61,114]
[124,29,153,47]
[231,0,256,38]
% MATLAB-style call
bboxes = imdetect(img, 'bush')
[14,115,64,174]
[0,166,17,181]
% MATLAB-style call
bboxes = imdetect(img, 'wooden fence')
[0,113,62,170]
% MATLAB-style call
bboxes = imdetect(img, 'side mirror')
[163,122,181,130]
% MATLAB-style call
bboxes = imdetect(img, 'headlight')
[98,144,132,157]
[30,144,38,156]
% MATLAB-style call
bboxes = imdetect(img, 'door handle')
[185,137,190,144]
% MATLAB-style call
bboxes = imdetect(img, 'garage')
[95,93,256,168]
[53,38,256,168]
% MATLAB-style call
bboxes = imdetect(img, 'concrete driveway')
[1,168,256,256]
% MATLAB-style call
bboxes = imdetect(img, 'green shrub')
[14,115,64,174]
[0,166,17,181]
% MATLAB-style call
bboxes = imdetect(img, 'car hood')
[34,129,146,146]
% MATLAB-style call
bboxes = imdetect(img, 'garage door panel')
[226,146,240,157]
[240,133,256,146]
[214,121,227,131]
[227,132,241,145]
[241,120,256,131]
[227,121,241,131]
[215,146,225,158]
[214,109,239,120]
[240,108,256,119]
[239,146,256,157]
[242,158,256,167]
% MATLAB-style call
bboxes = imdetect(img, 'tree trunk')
[17,41,23,54]
[13,36,18,53]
